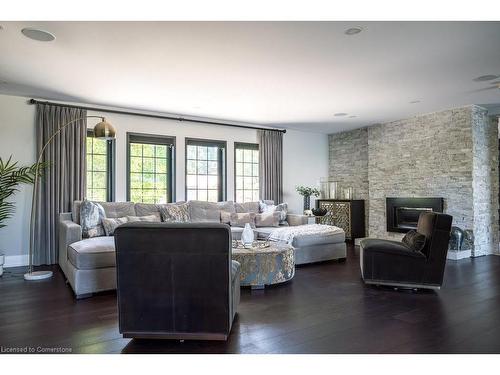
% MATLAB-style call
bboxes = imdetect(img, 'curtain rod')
[28,99,287,134]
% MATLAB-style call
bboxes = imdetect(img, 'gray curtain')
[258,130,283,204]
[34,104,87,265]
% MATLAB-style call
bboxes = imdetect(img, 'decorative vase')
[241,223,254,248]
[319,177,330,199]
[329,181,339,199]
[303,195,311,211]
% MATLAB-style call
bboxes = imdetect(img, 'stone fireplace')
[328,105,499,256]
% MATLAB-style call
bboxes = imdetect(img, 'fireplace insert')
[386,197,444,233]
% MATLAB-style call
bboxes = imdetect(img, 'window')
[235,143,259,202]
[86,129,114,201]
[186,139,226,202]
[127,133,175,204]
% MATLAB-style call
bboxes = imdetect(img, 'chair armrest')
[286,214,308,226]
[58,213,82,265]
[360,239,426,259]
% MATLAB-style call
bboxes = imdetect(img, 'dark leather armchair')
[360,212,452,290]
[114,222,240,341]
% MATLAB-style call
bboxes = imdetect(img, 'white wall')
[0,95,36,266]
[0,94,328,265]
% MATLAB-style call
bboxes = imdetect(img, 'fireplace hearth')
[386,197,444,233]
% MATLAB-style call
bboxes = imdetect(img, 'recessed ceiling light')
[344,27,363,35]
[334,113,348,117]
[409,100,421,104]
[473,74,498,82]
[21,28,56,42]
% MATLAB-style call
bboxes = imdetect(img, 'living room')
[1,0,500,372]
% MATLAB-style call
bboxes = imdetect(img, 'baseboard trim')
[447,249,471,260]
[4,254,29,268]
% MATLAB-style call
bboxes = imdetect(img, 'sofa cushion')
[257,226,346,246]
[67,236,116,269]
[234,201,260,213]
[189,200,235,222]
[134,203,162,221]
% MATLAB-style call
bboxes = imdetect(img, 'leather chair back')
[417,212,453,284]
[114,222,233,340]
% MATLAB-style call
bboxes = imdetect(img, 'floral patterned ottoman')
[231,241,295,289]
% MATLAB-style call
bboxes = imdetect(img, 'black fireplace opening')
[386,197,444,233]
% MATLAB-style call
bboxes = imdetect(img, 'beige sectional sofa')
[59,200,346,298]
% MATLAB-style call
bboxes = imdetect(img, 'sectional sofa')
[59,200,346,298]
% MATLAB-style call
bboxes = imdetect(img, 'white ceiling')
[0,21,499,134]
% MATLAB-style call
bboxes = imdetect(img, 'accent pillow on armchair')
[402,230,426,252]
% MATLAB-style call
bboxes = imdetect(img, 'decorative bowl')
[312,207,327,216]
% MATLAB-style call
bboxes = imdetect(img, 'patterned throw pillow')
[259,200,288,224]
[80,200,106,238]
[102,217,128,236]
[126,215,160,223]
[255,211,280,227]
[220,211,256,228]
[402,230,427,252]
[158,202,191,223]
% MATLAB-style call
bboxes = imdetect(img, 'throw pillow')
[259,200,288,224]
[126,214,160,223]
[158,202,191,223]
[102,217,128,236]
[402,230,426,252]
[80,200,106,238]
[221,211,256,228]
[255,211,280,227]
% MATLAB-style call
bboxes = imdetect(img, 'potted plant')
[296,185,320,214]
[0,156,45,275]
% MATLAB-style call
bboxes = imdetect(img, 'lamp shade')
[93,118,116,139]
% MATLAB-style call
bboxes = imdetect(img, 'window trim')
[185,138,227,202]
[126,132,176,203]
[234,142,259,203]
[86,128,115,202]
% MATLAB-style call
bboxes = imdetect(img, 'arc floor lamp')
[24,116,116,281]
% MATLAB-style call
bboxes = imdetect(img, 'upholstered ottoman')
[232,241,294,289]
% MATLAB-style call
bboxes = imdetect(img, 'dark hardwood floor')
[1,245,500,354]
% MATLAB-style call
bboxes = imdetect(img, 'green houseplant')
[296,185,320,212]
[0,156,45,229]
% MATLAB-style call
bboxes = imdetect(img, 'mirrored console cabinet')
[315,199,366,241]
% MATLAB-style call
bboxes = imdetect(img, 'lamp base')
[24,270,53,281]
